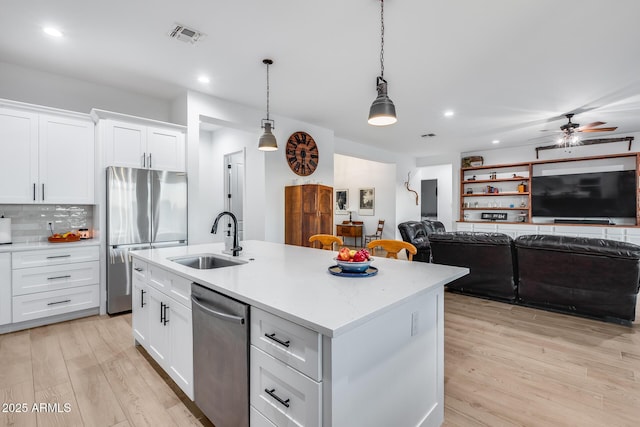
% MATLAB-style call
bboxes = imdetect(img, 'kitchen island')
[130,240,468,427]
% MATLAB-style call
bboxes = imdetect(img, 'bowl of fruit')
[334,247,373,273]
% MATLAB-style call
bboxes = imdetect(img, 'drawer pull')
[47,299,71,306]
[264,388,290,408]
[46,254,72,259]
[265,333,290,348]
[47,275,71,280]
[134,267,143,272]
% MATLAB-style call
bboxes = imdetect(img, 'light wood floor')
[443,292,640,427]
[0,292,638,427]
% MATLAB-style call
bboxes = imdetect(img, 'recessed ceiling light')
[197,76,210,84]
[492,140,500,144]
[43,27,63,38]
[444,110,454,117]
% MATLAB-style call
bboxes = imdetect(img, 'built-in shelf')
[459,152,640,226]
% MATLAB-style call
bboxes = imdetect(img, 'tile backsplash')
[0,204,94,243]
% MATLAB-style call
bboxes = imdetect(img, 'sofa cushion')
[515,234,640,323]
[429,232,517,302]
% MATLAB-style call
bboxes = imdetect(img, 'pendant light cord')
[380,0,385,79]
[266,61,271,120]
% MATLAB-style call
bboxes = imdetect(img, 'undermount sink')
[169,254,247,269]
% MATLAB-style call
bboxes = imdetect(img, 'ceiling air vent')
[168,24,203,44]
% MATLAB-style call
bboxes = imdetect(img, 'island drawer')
[250,406,277,427]
[132,259,147,282]
[147,263,191,306]
[12,246,99,269]
[251,307,322,381]
[12,260,99,296]
[250,346,321,427]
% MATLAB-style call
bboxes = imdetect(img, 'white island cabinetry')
[130,241,467,427]
[132,259,193,399]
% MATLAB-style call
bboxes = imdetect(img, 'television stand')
[553,219,613,225]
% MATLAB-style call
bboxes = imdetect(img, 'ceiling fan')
[549,113,618,147]
[559,113,617,134]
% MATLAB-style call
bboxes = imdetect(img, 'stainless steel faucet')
[211,211,242,256]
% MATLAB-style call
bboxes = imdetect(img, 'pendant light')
[368,0,397,126]
[259,58,278,151]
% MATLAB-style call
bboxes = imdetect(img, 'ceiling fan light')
[258,122,278,151]
[368,78,397,126]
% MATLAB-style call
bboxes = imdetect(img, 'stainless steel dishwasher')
[191,282,249,427]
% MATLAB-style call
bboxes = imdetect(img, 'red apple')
[338,247,351,261]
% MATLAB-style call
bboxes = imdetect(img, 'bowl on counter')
[334,257,374,273]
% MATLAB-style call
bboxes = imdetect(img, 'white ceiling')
[3,0,640,157]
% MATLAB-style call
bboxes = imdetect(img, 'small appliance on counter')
[0,216,11,245]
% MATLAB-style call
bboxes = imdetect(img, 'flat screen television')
[531,170,636,218]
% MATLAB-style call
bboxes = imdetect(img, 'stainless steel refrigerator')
[106,166,187,314]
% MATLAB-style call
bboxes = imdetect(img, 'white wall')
[335,137,418,239]
[186,90,336,244]
[462,136,640,165]
[0,61,172,121]
[415,164,454,231]
[333,154,396,242]
[191,126,264,245]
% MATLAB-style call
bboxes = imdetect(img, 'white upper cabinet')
[0,103,95,204]
[93,110,186,172]
[39,114,95,204]
[0,107,38,203]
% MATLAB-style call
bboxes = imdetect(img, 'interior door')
[224,151,244,241]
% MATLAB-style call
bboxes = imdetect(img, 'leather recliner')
[515,235,640,324]
[428,232,518,302]
[397,220,446,263]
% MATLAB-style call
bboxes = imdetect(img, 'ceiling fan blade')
[579,127,618,133]
[578,121,606,130]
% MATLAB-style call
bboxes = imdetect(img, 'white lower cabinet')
[250,406,278,427]
[11,246,99,324]
[131,260,149,345]
[132,262,193,399]
[13,285,99,323]
[251,346,321,427]
[0,253,12,326]
[250,307,322,427]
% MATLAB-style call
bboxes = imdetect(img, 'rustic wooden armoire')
[284,184,333,247]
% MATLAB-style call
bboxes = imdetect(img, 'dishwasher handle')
[191,294,246,324]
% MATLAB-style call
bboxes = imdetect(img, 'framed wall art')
[358,188,375,216]
[335,189,349,214]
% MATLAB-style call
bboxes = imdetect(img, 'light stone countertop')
[130,240,468,337]
[0,239,100,253]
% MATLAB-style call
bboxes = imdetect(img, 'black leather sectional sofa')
[426,231,640,325]
[397,220,446,263]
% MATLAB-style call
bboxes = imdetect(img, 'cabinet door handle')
[46,254,71,259]
[264,388,290,408]
[33,183,36,201]
[163,303,169,325]
[42,183,45,201]
[47,275,71,280]
[148,153,152,169]
[141,289,146,307]
[160,302,165,323]
[264,333,290,348]
[47,299,71,306]
[142,152,146,168]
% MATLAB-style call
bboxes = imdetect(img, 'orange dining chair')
[309,234,344,251]
[364,219,385,245]
[366,239,417,261]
